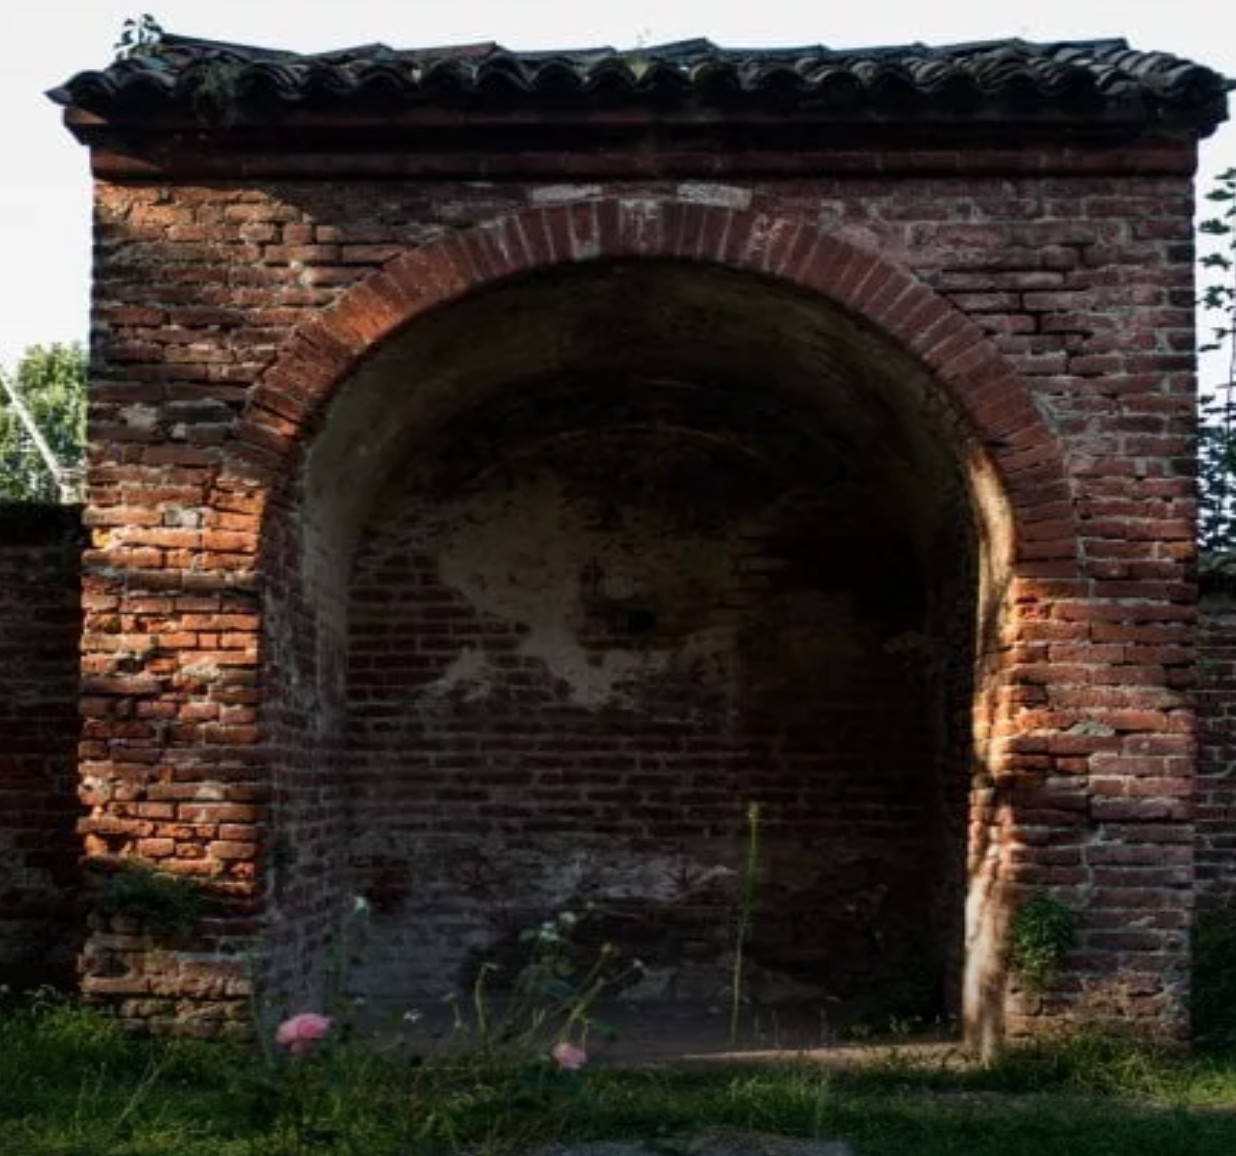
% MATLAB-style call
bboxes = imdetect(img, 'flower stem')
[731,801,761,1045]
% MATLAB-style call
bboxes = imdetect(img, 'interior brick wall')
[0,504,83,987]
[343,412,954,1021]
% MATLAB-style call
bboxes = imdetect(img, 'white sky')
[0,0,1233,370]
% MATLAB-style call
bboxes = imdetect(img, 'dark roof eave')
[63,116,1205,183]
[57,101,1221,151]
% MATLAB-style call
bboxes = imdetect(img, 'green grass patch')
[4,992,1236,1155]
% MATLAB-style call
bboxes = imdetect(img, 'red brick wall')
[0,505,83,987]
[78,165,1199,1043]
[1197,572,1236,907]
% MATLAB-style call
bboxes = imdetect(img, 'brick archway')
[222,195,1086,1053]
[225,195,1077,572]
[62,33,1207,1052]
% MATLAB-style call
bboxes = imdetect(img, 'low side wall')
[0,504,84,987]
[1197,563,1236,910]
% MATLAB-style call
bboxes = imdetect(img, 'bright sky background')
[0,0,1233,372]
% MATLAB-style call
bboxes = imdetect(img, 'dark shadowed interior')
[267,261,981,1038]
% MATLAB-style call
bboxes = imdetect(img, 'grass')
[4,992,1236,1155]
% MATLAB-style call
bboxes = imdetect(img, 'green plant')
[183,60,249,126]
[11,991,1236,1156]
[1199,167,1236,553]
[113,13,164,61]
[460,906,637,1059]
[1007,892,1075,995]
[98,860,205,937]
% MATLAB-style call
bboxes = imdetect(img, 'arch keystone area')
[228,194,1077,570]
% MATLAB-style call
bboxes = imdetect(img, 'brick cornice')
[74,118,1198,180]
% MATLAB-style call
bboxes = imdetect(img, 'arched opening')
[260,256,1013,1046]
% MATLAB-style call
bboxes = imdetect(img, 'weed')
[98,858,205,937]
[184,60,248,127]
[731,801,762,1044]
[113,13,164,61]
[1007,891,1075,994]
[454,905,639,1059]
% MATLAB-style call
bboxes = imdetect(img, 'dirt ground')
[363,996,964,1069]
[524,1134,855,1156]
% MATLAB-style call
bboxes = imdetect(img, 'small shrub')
[98,860,204,937]
[1007,892,1075,994]
[113,13,164,61]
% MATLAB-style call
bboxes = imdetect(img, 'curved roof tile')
[48,32,1232,138]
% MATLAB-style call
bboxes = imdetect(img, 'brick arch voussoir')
[223,194,1078,570]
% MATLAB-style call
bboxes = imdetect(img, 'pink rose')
[550,1041,587,1071]
[275,1012,332,1056]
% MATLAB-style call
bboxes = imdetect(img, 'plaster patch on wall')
[420,645,498,703]
[530,184,604,204]
[119,403,159,431]
[676,183,753,210]
[516,622,669,709]
[423,473,741,709]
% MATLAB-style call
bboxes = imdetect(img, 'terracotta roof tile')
[48,32,1232,139]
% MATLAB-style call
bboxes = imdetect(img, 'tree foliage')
[0,343,87,503]
[1199,167,1236,555]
